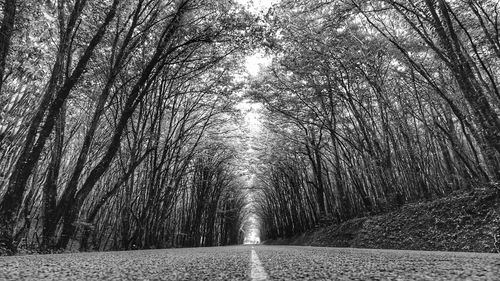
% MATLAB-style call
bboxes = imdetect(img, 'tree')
[251,0,500,240]
[0,0,255,254]
[0,0,17,94]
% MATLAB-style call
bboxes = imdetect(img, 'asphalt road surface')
[1,245,499,280]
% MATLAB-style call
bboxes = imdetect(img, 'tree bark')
[0,0,17,94]
[40,105,65,250]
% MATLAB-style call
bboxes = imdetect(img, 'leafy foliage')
[251,0,500,241]
[0,0,255,254]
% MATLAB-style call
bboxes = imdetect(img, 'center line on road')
[250,249,270,281]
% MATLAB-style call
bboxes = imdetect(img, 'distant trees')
[0,0,252,254]
[253,0,500,241]
[179,143,246,247]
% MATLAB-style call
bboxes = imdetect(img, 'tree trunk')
[40,105,65,250]
[0,0,16,94]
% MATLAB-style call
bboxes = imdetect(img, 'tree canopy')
[249,0,500,240]
[0,0,499,253]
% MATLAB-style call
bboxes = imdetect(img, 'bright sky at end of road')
[244,214,261,244]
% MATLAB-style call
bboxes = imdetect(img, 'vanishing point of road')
[1,245,499,280]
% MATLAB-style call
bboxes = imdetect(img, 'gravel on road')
[256,246,500,281]
[0,245,499,280]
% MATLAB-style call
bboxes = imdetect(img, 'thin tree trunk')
[0,0,17,94]
[40,105,65,250]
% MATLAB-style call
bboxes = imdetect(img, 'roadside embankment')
[264,189,500,253]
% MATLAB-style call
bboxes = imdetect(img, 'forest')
[0,0,499,255]
[252,0,500,241]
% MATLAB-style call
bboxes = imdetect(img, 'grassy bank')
[264,189,500,253]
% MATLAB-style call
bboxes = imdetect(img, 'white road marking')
[250,248,269,281]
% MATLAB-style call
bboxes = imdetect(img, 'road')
[0,245,499,280]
